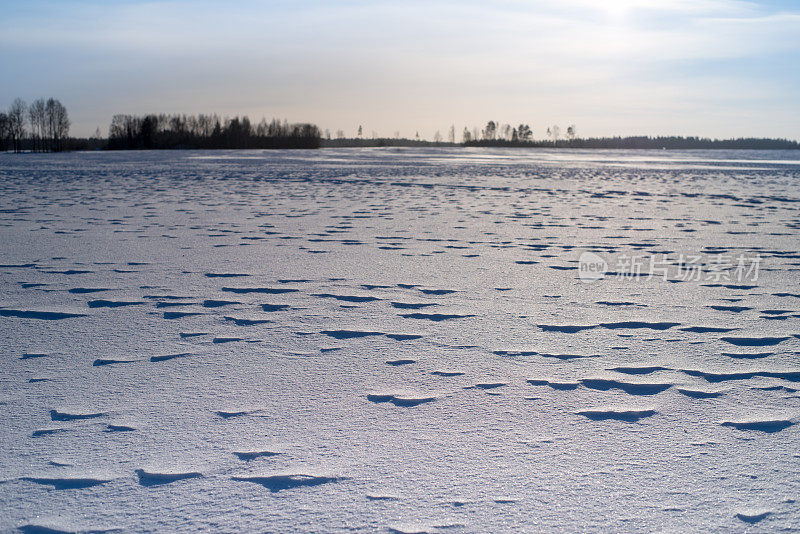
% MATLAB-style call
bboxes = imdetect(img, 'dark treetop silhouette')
[0,97,70,153]
[106,114,321,150]
[2,102,798,152]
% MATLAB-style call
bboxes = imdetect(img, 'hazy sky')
[2,0,798,139]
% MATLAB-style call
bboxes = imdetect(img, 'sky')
[1,0,799,140]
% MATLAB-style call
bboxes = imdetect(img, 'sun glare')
[601,0,635,21]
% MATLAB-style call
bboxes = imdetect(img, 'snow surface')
[0,147,799,532]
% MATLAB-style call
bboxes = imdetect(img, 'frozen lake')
[1,147,799,532]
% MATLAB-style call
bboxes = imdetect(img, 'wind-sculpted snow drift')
[1,148,799,531]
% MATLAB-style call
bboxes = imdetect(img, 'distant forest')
[0,97,321,151]
[107,114,321,150]
[459,121,800,149]
[463,137,800,150]
[323,121,800,150]
[2,100,799,152]
[329,136,800,150]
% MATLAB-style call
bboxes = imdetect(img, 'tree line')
[325,121,799,150]
[0,97,70,152]
[3,106,798,152]
[107,114,321,150]
[553,135,800,150]
[460,121,799,149]
[0,98,321,151]
[460,121,536,144]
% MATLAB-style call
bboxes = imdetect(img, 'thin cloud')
[1,0,797,138]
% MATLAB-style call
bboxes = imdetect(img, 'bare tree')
[483,121,497,141]
[187,116,199,136]
[462,127,471,143]
[448,125,455,144]
[517,124,532,142]
[55,102,70,150]
[169,115,186,135]
[197,114,213,137]
[546,125,560,146]
[28,103,39,152]
[433,130,442,143]
[45,98,70,151]
[8,98,27,153]
[566,124,576,141]
[29,99,47,152]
